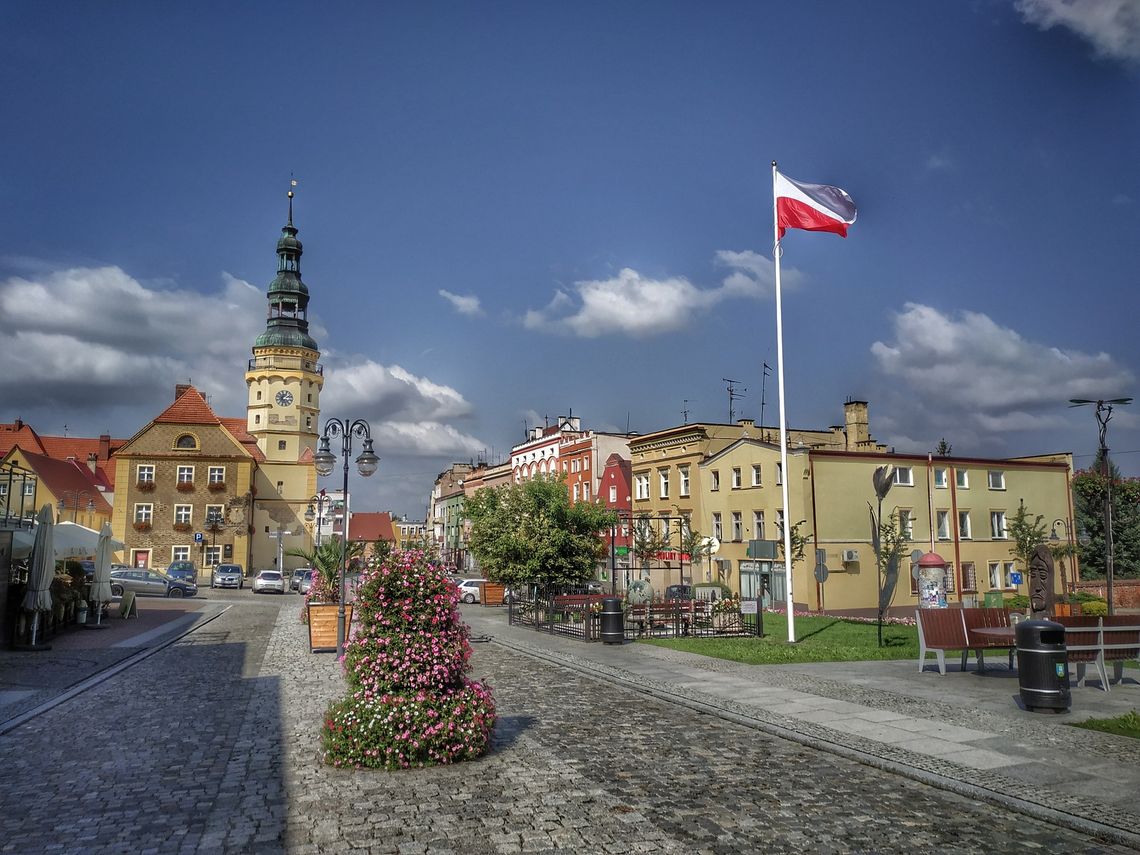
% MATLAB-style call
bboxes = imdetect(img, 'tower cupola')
[255,186,318,351]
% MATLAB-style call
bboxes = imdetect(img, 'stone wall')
[1073,578,1140,609]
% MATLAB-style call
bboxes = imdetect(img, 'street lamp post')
[305,490,331,549]
[1069,397,1132,615]
[205,510,224,564]
[313,418,379,657]
[57,490,95,523]
[1049,517,1089,597]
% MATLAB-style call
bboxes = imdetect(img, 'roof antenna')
[288,175,297,225]
[723,378,746,422]
[682,399,690,425]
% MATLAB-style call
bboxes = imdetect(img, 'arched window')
[174,434,198,450]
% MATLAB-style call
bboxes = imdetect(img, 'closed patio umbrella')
[21,504,55,646]
[89,522,116,627]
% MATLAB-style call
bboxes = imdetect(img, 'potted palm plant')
[287,535,364,652]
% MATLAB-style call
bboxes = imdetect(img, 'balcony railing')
[247,355,323,374]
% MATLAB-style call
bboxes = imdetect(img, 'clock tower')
[245,187,322,572]
[246,188,323,460]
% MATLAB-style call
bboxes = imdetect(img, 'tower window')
[255,415,261,425]
[257,391,262,401]
[278,440,287,451]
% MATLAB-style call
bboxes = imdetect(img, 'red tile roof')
[219,418,266,463]
[154,387,222,425]
[348,512,396,543]
[1,423,125,490]
[14,448,113,515]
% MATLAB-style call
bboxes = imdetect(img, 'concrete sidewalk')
[0,597,228,733]
[461,605,1140,849]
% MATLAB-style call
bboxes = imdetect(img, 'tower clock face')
[275,390,294,407]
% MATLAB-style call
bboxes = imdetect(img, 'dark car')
[166,561,198,585]
[109,568,198,598]
[664,584,693,601]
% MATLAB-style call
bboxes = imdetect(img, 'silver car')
[211,563,244,589]
[252,570,286,594]
[298,569,315,595]
[109,568,198,598]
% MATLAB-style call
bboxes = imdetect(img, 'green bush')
[1004,594,1029,609]
[1081,599,1108,616]
[1068,591,1104,604]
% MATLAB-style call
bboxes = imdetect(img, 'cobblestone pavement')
[0,600,1135,854]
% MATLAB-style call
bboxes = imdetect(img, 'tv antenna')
[723,378,746,423]
[759,362,772,434]
[682,399,690,425]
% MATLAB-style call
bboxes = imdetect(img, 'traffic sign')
[194,532,204,543]
[814,565,829,584]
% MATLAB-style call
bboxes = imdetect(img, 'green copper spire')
[255,182,319,350]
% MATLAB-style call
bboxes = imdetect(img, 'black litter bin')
[1015,619,1070,712]
[600,597,624,644]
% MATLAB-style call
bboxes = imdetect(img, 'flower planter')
[136,481,156,492]
[482,582,505,606]
[176,482,195,493]
[133,522,152,532]
[207,482,227,492]
[307,602,353,653]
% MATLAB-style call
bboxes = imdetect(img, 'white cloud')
[0,264,485,463]
[523,251,799,338]
[869,302,1135,453]
[1016,0,1140,62]
[439,289,483,316]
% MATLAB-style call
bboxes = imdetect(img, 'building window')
[634,474,649,501]
[278,440,287,451]
[961,562,978,593]
[583,483,590,502]
[934,468,948,488]
[205,504,224,523]
[712,513,722,540]
[306,416,312,429]
[660,517,671,539]
[137,465,155,483]
[257,391,262,400]
[776,463,783,485]
[177,466,194,484]
[254,414,261,425]
[175,434,197,449]
[205,546,222,566]
[208,466,225,484]
[958,511,971,540]
[583,457,589,471]
[898,509,914,540]
[134,504,153,523]
[608,485,617,503]
[732,468,742,489]
[23,482,34,496]
[893,467,913,486]
[172,546,190,562]
[711,470,720,491]
[989,561,1016,590]
[573,484,580,502]
[276,481,284,492]
[679,465,690,498]
[174,505,192,525]
[987,471,1006,490]
[936,510,950,540]
[775,509,785,538]
[990,511,1008,539]
[0,484,6,497]
[658,469,670,499]
[751,464,762,486]
[753,511,765,539]
[731,512,743,542]
[956,470,969,489]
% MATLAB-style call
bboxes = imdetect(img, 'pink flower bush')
[321,549,496,769]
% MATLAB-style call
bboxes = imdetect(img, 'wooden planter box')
[482,582,505,606]
[307,602,353,653]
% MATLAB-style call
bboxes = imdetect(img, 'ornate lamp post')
[313,418,380,656]
[58,490,95,523]
[305,489,331,549]
[205,509,224,561]
[1069,397,1132,615]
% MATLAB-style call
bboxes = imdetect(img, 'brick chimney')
[844,400,870,450]
[87,453,98,473]
[99,433,111,460]
[175,384,191,400]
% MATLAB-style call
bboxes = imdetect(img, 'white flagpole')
[772,161,796,643]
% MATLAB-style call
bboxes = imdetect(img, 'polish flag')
[775,172,857,238]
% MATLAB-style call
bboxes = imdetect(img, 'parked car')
[109,568,198,598]
[664,584,693,601]
[455,578,486,604]
[290,567,311,591]
[211,563,245,589]
[298,569,315,595]
[252,570,286,594]
[166,561,198,585]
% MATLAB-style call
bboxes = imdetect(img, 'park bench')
[1056,615,1140,692]
[960,607,1015,672]
[915,608,970,674]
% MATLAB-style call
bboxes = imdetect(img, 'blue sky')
[2,1,1138,517]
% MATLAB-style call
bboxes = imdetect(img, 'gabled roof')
[1,422,125,490]
[219,418,266,463]
[14,448,113,515]
[348,511,396,543]
[154,387,222,425]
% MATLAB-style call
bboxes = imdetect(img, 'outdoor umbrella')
[89,522,116,627]
[12,520,121,560]
[21,504,55,646]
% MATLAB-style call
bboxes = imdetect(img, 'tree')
[1073,467,1140,581]
[632,514,669,581]
[286,535,365,604]
[465,475,616,590]
[934,438,952,456]
[1007,500,1049,570]
[680,522,712,583]
[873,510,908,647]
[775,519,809,567]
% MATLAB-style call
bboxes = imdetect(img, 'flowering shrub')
[207,481,227,492]
[135,480,155,493]
[321,549,495,769]
[712,595,741,615]
[176,481,195,493]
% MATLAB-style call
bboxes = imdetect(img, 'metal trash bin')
[1015,619,1070,712]
[600,597,624,644]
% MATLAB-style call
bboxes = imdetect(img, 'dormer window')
[174,434,198,450]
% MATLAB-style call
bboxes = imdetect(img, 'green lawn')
[1071,710,1140,739]
[643,613,920,664]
